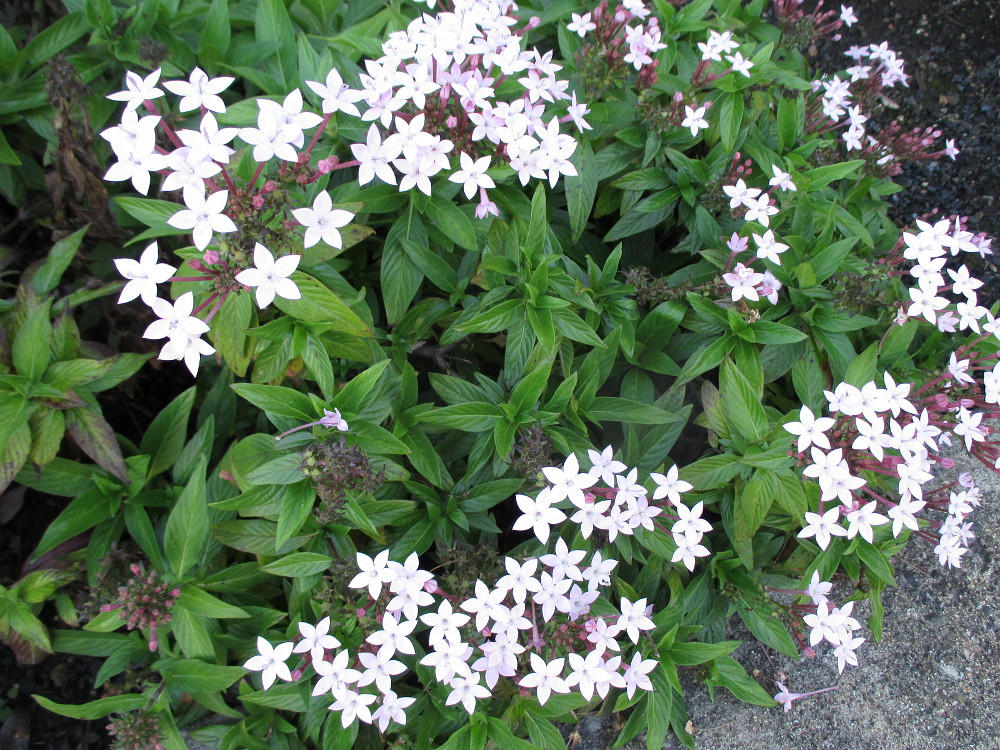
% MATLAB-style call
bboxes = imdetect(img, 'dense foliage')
[1,0,997,748]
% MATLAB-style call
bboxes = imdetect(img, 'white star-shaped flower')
[243,636,294,690]
[292,190,354,249]
[235,243,301,309]
[113,242,176,305]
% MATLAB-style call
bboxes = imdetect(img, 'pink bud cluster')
[100,563,180,651]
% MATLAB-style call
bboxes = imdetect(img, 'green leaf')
[450,298,524,335]
[177,586,249,619]
[28,407,64,469]
[42,358,117,392]
[261,552,332,577]
[853,541,896,585]
[720,358,768,443]
[32,225,88,295]
[776,96,802,151]
[461,479,523,512]
[486,718,537,750]
[159,658,245,693]
[34,693,147,720]
[13,298,53,380]
[734,468,775,541]
[242,681,311,713]
[331,359,392,414]
[275,482,315,551]
[791,349,825,412]
[0,420,30,495]
[771,468,808,518]
[64,407,129,483]
[214,519,311,555]
[231,383,315,424]
[749,320,807,344]
[164,458,209,578]
[565,141,598,242]
[586,397,683,425]
[381,216,426,324]
[423,194,477,251]
[666,640,740,665]
[551,308,604,347]
[114,196,189,234]
[803,160,864,189]
[416,402,504,432]
[737,597,799,658]
[681,454,743,491]
[675,334,733,386]
[707,656,776,706]
[523,710,567,750]
[811,237,858,283]
[523,184,547,264]
[141,387,196,478]
[844,342,879,387]
[33,489,111,559]
[717,91,745,153]
[246,454,304,485]
[211,291,253,376]
[507,360,552,417]
[275,272,371,336]
[200,0,231,55]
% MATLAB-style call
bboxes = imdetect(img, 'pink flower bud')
[423,579,438,594]
[203,249,220,265]
[291,668,304,681]
[939,457,956,469]
[252,195,265,210]
[446,115,458,129]
[527,16,541,28]
[263,180,277,193]
[356,608,366,619]
[934,393,949,408]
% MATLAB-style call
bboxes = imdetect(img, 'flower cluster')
[794,573,866,673]
[808,38,958,173]
[99,563,180,651]
[243,445,708,729]
[895,215,994,330]
[713,159,798,304]
[514,447,711,571]
[103,0,593,376]
[786,367,990,569]
[244,545,658,729]
[344,0,588,215]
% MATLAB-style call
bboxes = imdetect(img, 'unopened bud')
[252,195,265,210]
[939,457,956,469]
[527,16,541,28]
[203,249,220,265]
[263,180,277,193]
[446,115,458,129]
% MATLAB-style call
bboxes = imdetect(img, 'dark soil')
[848,0,1000,300]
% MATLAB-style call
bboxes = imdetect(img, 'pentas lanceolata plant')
[244,447,704,729]
[103,0,588,376]
[30,0,1000,747]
